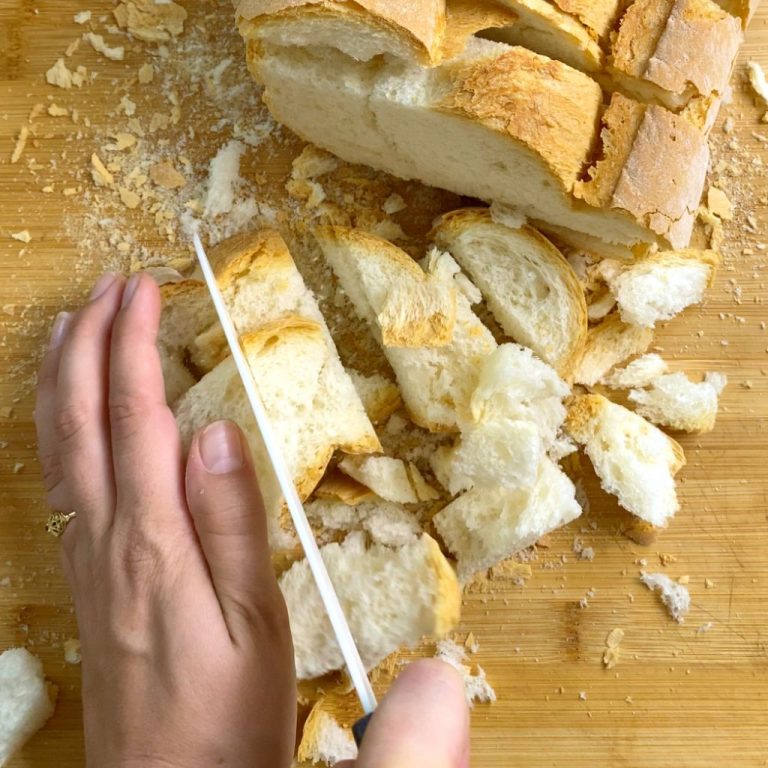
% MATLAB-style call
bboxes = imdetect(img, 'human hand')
[338,659,470,768]
[35,272,296,768]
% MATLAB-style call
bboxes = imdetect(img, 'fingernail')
[121,274,141,308]
[200,421,244,474]
[89,272,118,301]
[49,311,71,349]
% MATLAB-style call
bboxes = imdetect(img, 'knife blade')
[191,230,378,717]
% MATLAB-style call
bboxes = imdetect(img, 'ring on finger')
[46,510,77,538]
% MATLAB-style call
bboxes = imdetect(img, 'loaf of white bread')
[234,0,750,256]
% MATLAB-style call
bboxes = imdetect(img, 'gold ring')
[46,511,77,538]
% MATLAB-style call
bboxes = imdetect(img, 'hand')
[35,272,296,768]
[338,659,470,768]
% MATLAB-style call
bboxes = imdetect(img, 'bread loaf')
[239,3,719,254]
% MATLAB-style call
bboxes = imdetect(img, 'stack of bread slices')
[157,0,748,754]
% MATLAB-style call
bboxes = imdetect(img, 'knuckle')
[108,391,151,439]
[40,454,64,493]
[55,399,92,448]
[111,525,171,585]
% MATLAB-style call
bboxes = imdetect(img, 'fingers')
[54,274,125,530]
[108,273,186,523]
[353,660,470,768]
[36,311,73,511]
[185,420,281,636]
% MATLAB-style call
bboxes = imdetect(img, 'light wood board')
[1,2,767,766]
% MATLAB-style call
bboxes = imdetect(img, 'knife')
[191,231,378,741]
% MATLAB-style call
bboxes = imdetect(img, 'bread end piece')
[297,701,357,765]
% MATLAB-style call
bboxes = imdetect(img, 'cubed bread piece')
[605,249,720,329]
[280,533,460,678]
[347,370,402,425]
[629,371,727,433]
[338,455,418,504]
[297,701,357,765]
[602,353,669,389]
[434,457,582,581]
[431,207,587,377]
[573,315,654,387]
[0,648,56,767]
[565,394,686,527]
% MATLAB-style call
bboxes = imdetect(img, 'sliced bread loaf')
[430,207,587,377]
[280,533,461,679]
[565,394,686,527]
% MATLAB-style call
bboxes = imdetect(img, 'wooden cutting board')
[1,2,767,766]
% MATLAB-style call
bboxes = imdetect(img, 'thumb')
[341,659,470,768]
[185,419,279,634]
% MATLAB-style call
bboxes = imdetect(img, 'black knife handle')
[352,711,374,747]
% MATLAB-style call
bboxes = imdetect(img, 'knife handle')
[352,711,374,747]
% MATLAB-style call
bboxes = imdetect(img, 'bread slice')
[430,207,587,377]
[347,370,402,425]
[629,371,727,433]
[434,456,582,581]
[604,249,720,329]
[280,533,461,679]
[246,34,709,253]
[0,648,56,767]
[606,0,742,111]
[338,455,418,504]
[235,0,447,64]
[573,315,654,387]
[297,700,357,765]
[173,318,351,547]
[306,496,422,547]
[565,394,686,527]
[315,226,497,432]
[602,353,669,389]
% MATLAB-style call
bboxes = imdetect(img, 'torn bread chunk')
[629,372,727,433]
[604,249,719,329]
[174,319,356,548]
[434,457,582,581]
[316,226,497,432]
[297,701,357,766]
[347,370,402,425]
[280,533,460,678]
[430,208,587,377]
[565,394,685,527]
[573,315,654,387]
[602,353,669,390]
[712,0,761,28]
[432,342,573,495]
[306,497,421,547]
[640,571,690,623]
[0,648,57,767]
[606,0,742,111]
[338,455,418,505]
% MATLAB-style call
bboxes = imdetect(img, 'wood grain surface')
[1,2,767,766]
